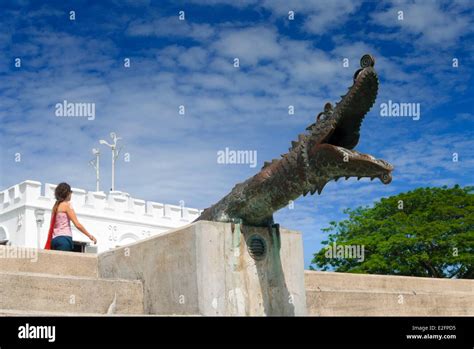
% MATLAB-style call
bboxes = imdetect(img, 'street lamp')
[99,132,122,191]
[34,209,45,249]
[89,148,100,192]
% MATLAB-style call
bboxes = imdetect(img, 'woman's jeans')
[51,236,74,251]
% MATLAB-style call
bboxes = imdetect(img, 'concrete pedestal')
[98,221,307,315]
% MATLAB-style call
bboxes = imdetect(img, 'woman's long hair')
[52,182,72,213]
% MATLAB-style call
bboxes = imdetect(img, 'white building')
[0,180,201,253]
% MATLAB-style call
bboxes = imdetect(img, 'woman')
[44,182,97,251]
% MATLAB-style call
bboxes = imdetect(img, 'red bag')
[43,212,56,250]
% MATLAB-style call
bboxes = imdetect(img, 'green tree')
[311,185,474,278]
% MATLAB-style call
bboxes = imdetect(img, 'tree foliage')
[311,185,474,278]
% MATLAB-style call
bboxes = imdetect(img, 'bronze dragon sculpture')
[196,54,393,227]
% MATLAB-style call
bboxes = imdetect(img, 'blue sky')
[1,0,473,268]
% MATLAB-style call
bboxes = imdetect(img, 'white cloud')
[212,26,282,65]
[262,0,361,34]
[188,0,255,8]
[127,16,216,42]
[371,0,473,46]
[188,0,361,35]
[177,47,209,70]
[379,132,474,186]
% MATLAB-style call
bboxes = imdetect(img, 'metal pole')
[96,152,100,192]
[100,133,121,192]
[111,145,115,191]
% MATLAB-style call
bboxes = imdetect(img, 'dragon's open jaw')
[318,144,394,184]
[312,58,394,186]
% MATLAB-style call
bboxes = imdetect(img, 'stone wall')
[98,221,307,316]
[1,219,472,316]
[305,270,474,316]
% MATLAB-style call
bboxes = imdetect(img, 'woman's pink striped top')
[52,212,73,239]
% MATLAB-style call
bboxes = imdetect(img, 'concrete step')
[0,309,104,317]
[306,289,474,316]
[0,309,195,317]
[0,271,144,315]
[0,246,98,277]
[305,270,474,294]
